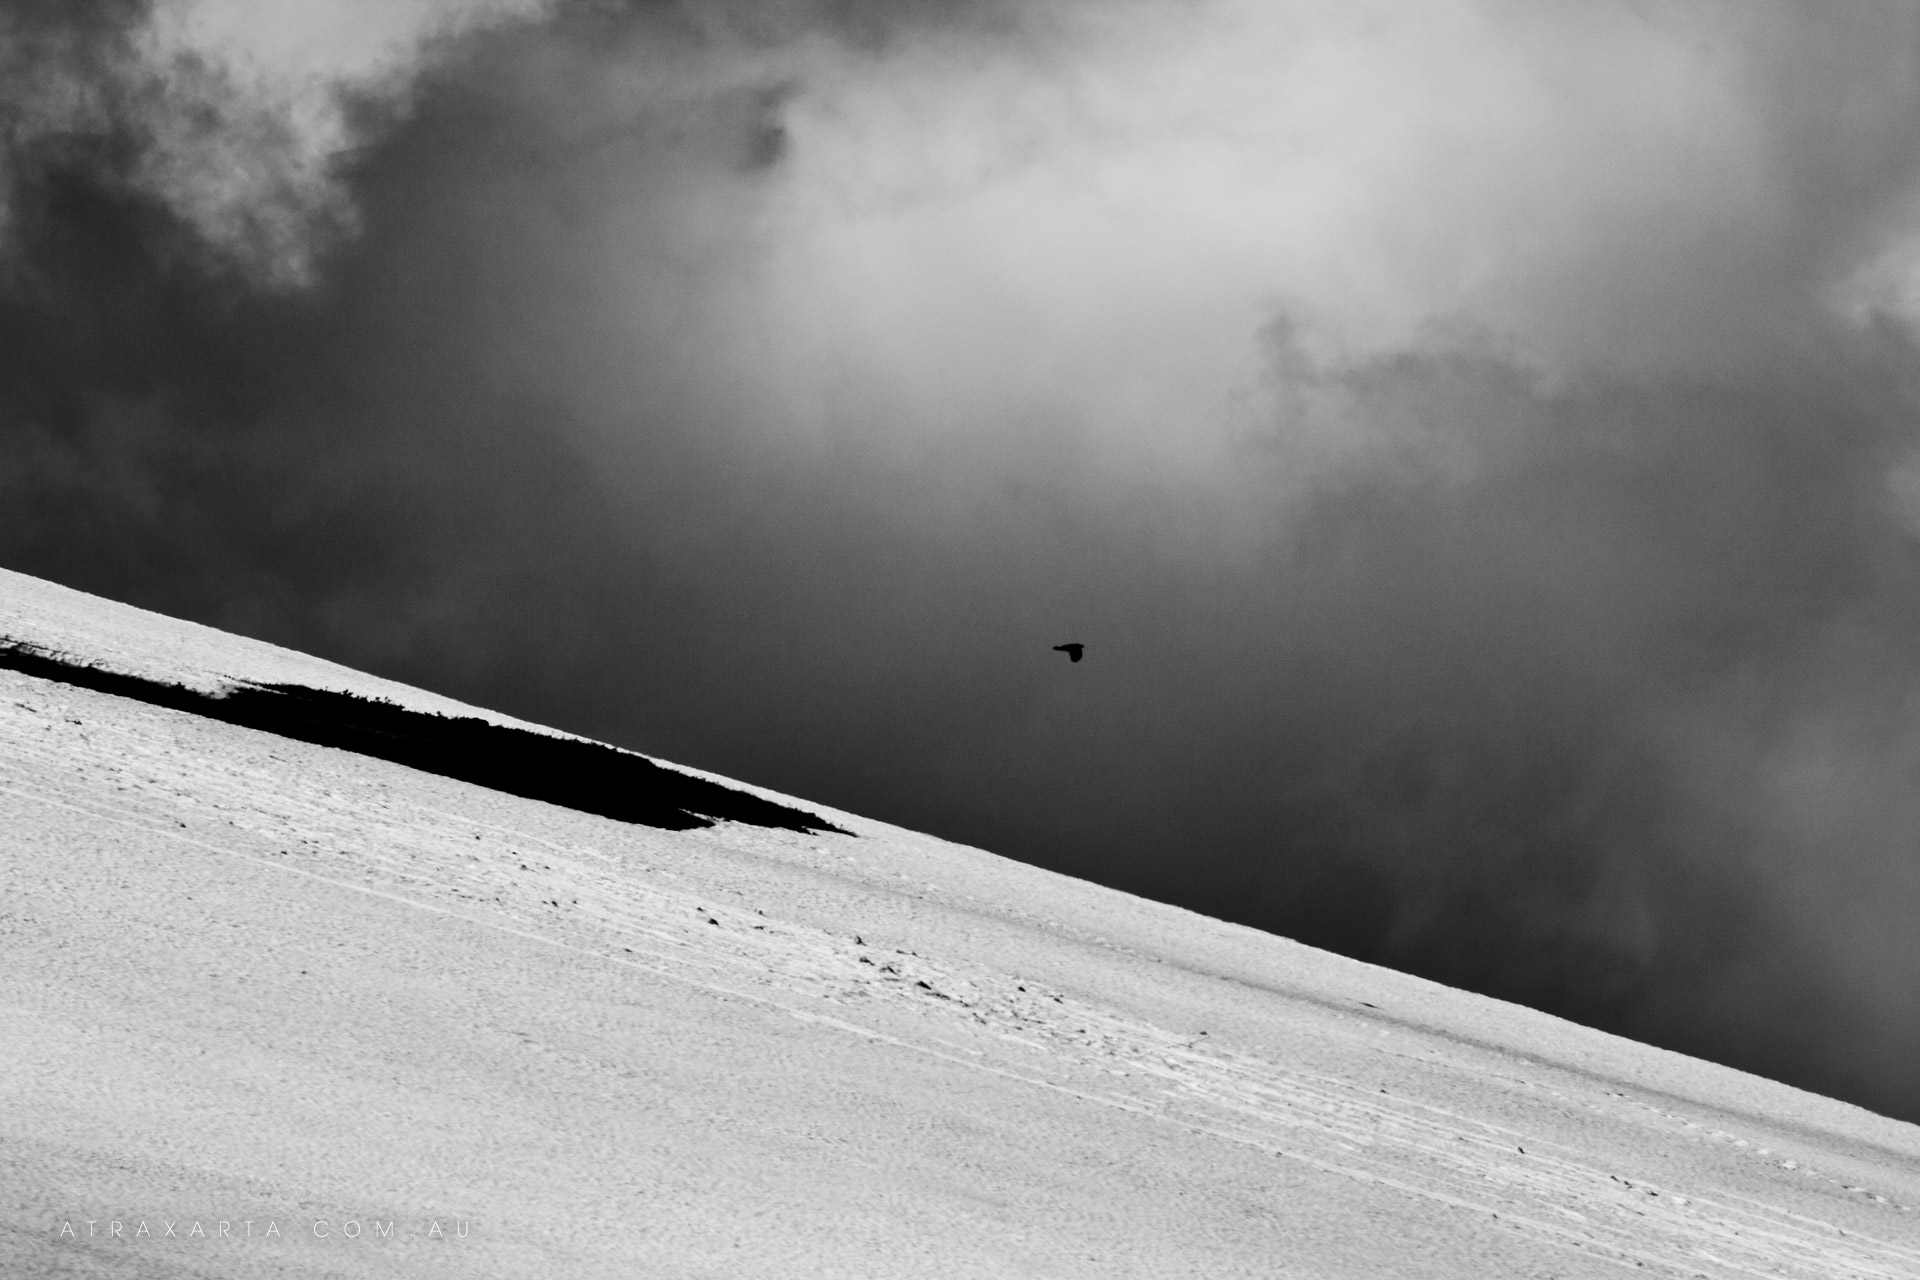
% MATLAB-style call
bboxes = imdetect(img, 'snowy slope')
[1,566,1917,1279]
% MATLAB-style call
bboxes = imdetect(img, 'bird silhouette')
[1053,643,1084,663]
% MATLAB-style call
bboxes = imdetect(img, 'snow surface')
[1,565,1917,1278]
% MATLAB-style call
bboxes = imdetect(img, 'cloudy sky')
[6,0,1920,1122]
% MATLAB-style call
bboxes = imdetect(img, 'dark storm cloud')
[6,0,1920,1119]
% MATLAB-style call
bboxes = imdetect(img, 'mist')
[6,0,1920,1120]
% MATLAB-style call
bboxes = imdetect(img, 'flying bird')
[1053,643,1084,663]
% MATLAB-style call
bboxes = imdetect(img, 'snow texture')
[1,566,1917,1278]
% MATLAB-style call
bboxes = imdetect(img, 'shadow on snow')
[0,639,847,836]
